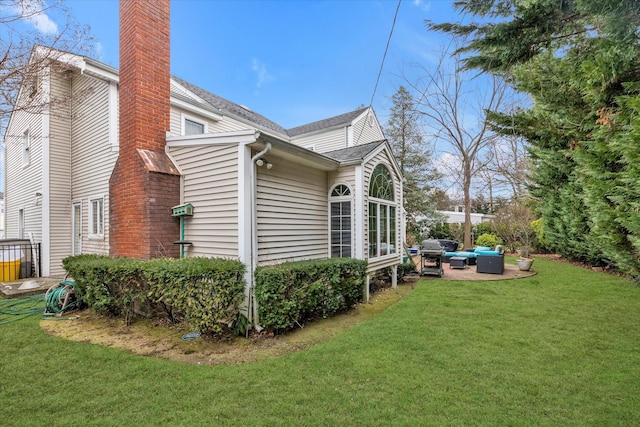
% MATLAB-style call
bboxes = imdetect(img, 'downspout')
[249,142,271,330]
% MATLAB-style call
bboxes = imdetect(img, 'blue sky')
[64,0,460,129]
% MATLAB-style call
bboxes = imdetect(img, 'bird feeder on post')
[172,203,194,258]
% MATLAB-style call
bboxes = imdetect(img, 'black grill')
[419,240,444,277]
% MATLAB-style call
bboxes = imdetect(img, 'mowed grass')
[1,257,639,426]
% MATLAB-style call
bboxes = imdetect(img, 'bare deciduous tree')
[0,0,94,137]
[482,109,530,200]
[407,45,506,248]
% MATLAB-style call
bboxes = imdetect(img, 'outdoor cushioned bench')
[476,250,505,274]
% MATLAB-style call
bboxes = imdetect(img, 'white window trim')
[181,113,208,136]
[72,201,82,255]
[88,195,105,240]
[22,127,30,168]
[367,163,397,260]
[328,183,354,258]
[109,82,119,151]
[368,199,397,260]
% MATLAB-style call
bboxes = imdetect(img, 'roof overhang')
[166,129,260,147]
[171,93,224,122]
[254,135,340,171]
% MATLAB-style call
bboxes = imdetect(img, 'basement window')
[89,196,104,238]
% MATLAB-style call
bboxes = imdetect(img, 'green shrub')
[145,257,246,334]
[428,222,453,239]
[62,255,144,322]
[398,262,417,280]
[254,258,367,333]
[475,233,503,249]
[473,222,493,238]
[62,255,245,333]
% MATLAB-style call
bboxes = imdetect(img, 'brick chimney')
[109,0,181,259]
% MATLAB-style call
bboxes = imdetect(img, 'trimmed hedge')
[254,258,368,333]
[62,255,246,333]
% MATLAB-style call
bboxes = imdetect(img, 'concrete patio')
[412,255,536,281]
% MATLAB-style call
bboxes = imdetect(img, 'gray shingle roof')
[172,76,370,142]
[287,107,369,137]
[322,140,387,164]
[171,76,290,137]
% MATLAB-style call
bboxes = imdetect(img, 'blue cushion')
[445,251,477,258]
[474,246,492,252]
[475,250,501,256]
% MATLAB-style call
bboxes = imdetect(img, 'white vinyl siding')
[48,71,73,276]
[70,73,117,257]
[329,168,356,191]
[5,80,45,246]
[257,161,328,264]
[22,129,31,167]
[352,110,384,146]
[291,127,346,154]
[169,144,240,258]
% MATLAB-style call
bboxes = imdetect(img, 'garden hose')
[0,294,45,325]
[44,280,80,317]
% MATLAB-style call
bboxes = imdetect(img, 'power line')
[368,0,401,109]
[356,0,401,145]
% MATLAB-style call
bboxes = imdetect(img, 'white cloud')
[251,58,275,89]
[412,0,432,13]
[10,0,58,35]
[94,41,104,60]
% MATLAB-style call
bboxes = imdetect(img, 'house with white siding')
[3,45,403,307]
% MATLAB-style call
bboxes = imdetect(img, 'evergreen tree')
[431,0,640,276]
[385,86,441,243]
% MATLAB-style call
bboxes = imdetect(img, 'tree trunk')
[463,163,472,249]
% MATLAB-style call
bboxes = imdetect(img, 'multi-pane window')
[184,118,205,135]
[330,184,352,258]
[368,164,396,258]
[89,197,104,237]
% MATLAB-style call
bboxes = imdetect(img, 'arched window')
[368,164,396,258]
[369,165,394,200]
[329,184,352,258]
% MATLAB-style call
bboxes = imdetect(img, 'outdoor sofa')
[443,245,496,266]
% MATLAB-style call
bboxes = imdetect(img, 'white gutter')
[248,142,271,330]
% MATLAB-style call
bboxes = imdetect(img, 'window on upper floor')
[22,129,30,167]
[89,196,104,238]
[368,164,396,258]
[182,115,207,136]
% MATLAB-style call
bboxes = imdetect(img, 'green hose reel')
[44,280,80,317]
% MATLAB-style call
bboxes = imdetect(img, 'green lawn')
[1,257,639,426]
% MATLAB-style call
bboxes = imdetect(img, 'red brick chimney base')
[109,152,180,259]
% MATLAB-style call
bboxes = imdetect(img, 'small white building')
[437,209,494,225]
